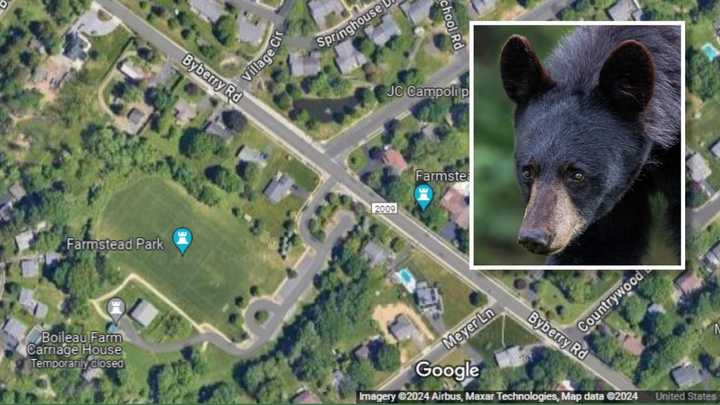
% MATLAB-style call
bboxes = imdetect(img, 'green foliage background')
[472,26,571,265]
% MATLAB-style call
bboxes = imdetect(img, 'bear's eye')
[569,170,585,182]
[521,167,534,180]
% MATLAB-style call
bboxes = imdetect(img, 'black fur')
[500,26,681,265]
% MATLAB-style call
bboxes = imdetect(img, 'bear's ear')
[500,35,554,105]
[598,40,655,120]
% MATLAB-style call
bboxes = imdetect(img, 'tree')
[621,294,646,326]
[346,360,374,391]
[221,110,247,133]
[238,162,259,184]
[203,382,240,404]
[355,87,375,107]
[687,46,720,101]
[374,84,389,104]
[373,343,400,371]
[213,15,236,45]
[469,291,485,306]
[206,165,241,192]
[434,33,450,51]
[181,130,219,160]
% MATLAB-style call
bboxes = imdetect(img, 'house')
[647,303,666,314]
[608,0,642,21]
[381,145,408,173]
[19,288,35,312]
[494,346,527,368]
[400,0,433,25]
[64,31,90,63]
[671,365,702,388]
[674,271,703,296]
[21,259,40,278]
[334,40,367,74]
[118,59,145,82]
[288,52,321,77]
[130,299,159,327]
[189,0,224,23]
[331,370,347,390]
[711,139,720,158]
[441,183,470,229]
[0,194,13,222]
[621,333,644,356]
[1,317,28,351]
[555,379,575,391]
[292,390,321,404]
[353,342,371,360]
[264,173,295,204]
[362,241,389,267]
[687,153,711,183]
[388,314,421,342]
[415,281,443,316]
[237,15,266,46]
[205,112,234,142]
[15,230,35,252]
[174,99,197,126]
[237,146,269,167]
[81,366,103,382]
[471,0,496,15]
[308,0,344,27]
[45,252,62,268]
[126,108,146,134]
[33,302,49,320]
[365,15,401,46]
[702,241,720,272]
[9,183,26,201]
[26,324,44,345]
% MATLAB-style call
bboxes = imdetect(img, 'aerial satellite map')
[0,0,719,403]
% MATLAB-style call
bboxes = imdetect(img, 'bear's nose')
[517,228,552,254]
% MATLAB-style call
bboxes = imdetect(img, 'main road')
[97,0,636,390]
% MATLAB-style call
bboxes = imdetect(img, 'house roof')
[401,0,433,25]
[381,147,408,172]
[82,367,103,382]
[237,15,266,45]
[174,99,197,125]
[334,40,367,74]
[365,15,401,46]
[9,183,26,201]
[118,59,145,81]
[389,314,419,341]
[15,230,34,252]
[675,271,703,296]
[687,153,711,183]
[608,0,638,21]
[2,317,28,343]
[188,0,224,23]
[21,259,40,278]
[711,140,720,158]
[471,0,496,14]
[415,281,441,309]
[264,173,295,204]
[494,346,526,368]
[289,52,321,77]
[622,334,644,356]
[19,288,35,307]
[362,241,389,266]
[353,343,371,360]
[237,146,269,166]
[45,252,62,267]
[441,186,469,229]
[130,299,159,327]
[34,302,48,319]
[292,390,322,404]
[64,31,89,61]
[671,365,702,388]
[127,108,146,125]
[308,0,344,26]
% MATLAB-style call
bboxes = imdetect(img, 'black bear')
[499,26,681,265]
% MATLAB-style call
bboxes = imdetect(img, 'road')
[323,49,469,159]
[119,179,352,357]
[99,0,637,390]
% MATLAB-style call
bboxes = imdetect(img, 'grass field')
[467,314,539,363]
[98,177,288,338]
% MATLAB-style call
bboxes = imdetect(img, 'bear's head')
[499,34,656,256]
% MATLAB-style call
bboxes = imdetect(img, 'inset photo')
[470,22,684,270]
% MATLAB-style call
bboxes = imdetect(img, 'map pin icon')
[414,183,434,211]
[172,227,193,256]
[106,297,126,324]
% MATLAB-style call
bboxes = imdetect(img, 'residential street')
[97,0,637,390]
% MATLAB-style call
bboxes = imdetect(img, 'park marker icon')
[106,297,126,325]
[172,227,193,256]
[414,183,434,211]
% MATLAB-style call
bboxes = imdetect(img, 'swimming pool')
[702,43,718,61]
[395,268,417,293]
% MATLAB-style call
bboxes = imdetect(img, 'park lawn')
[687,98,720,191]
[467,314,539,363]
[398,251,480,327]
[101,281,194,343]
[98,176,288,338]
